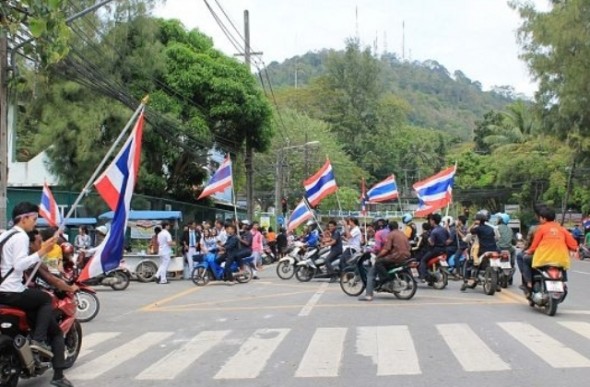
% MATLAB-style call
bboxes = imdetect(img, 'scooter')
[527,266,567,316]
[418,253,449,289]
[340,253,418,300]
[191,249,254,286]
[496,250,514,288]
[276,241,307,280]
[461,251,502,295]
[295,245,355,282]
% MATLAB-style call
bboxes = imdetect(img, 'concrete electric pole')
[0,32,8,227]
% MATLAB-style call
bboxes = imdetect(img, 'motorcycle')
[528,266,567,316]
[419,253,449,289]
[578,244,590,260]
[191,249,254,286]
[0,288,82,386]
[496,250,514,288]
[294,245,344,282]
[73,251,131,291]
[461,251,501,295]
[261,245,277,266]
[340,253,418,300]
[275,241,307,280]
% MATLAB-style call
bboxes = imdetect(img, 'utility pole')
[0,31,8,228]
[304,132,309,178]
[237,10,263,221]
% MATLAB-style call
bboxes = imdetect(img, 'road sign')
[277,216,285,225]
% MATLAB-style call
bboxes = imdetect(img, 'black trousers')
[375,259,397,283]
[0,289,65,369]
[325,250,341,275]
[419,247,447,278]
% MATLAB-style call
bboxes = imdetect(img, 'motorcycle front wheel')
[63,320,82,369]
[339,271,365,296]
[276,261,295,280]
[76,290,100,323]
[110,271,130,291]
[295,266,315,282]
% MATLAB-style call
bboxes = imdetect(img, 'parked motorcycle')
[527,266,567,316]
[0,288,82,386]
[191,249,254,286]
[340,253,418,300]
[275,241,306,280]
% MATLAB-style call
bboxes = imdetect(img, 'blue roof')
[98,210,183,221]
[37,218,97,227]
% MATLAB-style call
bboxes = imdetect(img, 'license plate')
[411,268,419,277]
[500,261,511,269]
[439,260,449,267]
[545,281,564,292]
[489,259,501,267]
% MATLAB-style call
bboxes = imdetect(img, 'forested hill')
[265,50,518,140]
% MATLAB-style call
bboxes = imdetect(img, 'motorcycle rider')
[372,219,390,254]
[522,205,577,294]
[341,217,362,268]
[461,210,499,291]
[323,220,343,282]
[448,216,468,277]
[497,213,515,267]
[402,213,416,241]
[418,214,449,282]
[358,221,411,301]
[302,220,320,248]
[0,202,74,387]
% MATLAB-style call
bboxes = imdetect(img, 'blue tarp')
[98,210,183,221]
[37,217,97,227]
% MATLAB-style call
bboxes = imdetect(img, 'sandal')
[358,295,373,302]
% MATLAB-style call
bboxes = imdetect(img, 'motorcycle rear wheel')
[393,271,418,300]
[431,269,448,290]
[76,290,100,323]
[545,297,559,316]
[276,261,295,280]
[236,266,253,283]
[295,266,315,282]
[191,267,210,286]
[0,337,20,387]
[63,320,82,369]
[339,271,365,296]
[110,271,130,291]
[482,267,497,296]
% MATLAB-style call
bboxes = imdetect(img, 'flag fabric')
[197,156,233,200]
[80,111,144,281]
[367,175,399,203]
[94,111,145,211]
[287,200,314,231]
[304,159,338,207]
[39,182,61,228]
[413,165,457,217]
[360,178,367,216]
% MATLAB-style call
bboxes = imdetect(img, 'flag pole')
[445,161,458,218]
[59,97,148,229]
[303,197,324,233]
[230,154,239,222]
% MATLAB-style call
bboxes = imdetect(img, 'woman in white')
[74,226,91,251]
[155,222,175,284]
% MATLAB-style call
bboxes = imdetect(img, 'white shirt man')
[348,225,362,251]
[155,223,174,284]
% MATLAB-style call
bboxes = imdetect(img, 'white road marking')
[499,322,590,368]
[559,321,590,340]
[78,332,121,359]
[560,309,590,315]
[437,324,510,372]
[136,330,230,380]
[572,270,590,275]
[214,329,289,379]
[70,332,173,380]
[298,282,329,317]
[356,326,420,375]
[296,327,347,377]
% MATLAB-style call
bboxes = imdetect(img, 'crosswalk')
[69,321,590,381]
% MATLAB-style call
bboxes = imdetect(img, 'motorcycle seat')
[427,254,447,267]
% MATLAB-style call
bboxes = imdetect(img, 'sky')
[155,0,551,97]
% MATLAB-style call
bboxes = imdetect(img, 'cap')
[96,225,108,235]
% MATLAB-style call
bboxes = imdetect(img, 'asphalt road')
[19,259,590,387]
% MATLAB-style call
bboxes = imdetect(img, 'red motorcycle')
[0,288,82,387]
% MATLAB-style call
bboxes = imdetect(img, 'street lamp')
[274,141,320,226]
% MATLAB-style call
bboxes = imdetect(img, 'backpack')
[0,230,21,285]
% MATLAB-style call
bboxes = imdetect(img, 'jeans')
[521,254,533,284]
[366,265,377,296]
[156,254,171,283]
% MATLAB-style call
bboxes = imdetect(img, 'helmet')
[476,209,490,221]
[442,216,454,226]
[402,213,413,224]
[60,242,74,255]
[241,220,251,226]
[96,226,108,235]
[500,213,510,225]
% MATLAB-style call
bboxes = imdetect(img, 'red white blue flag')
[287,200,314,231]
[413,165,456,217]
[197,156,233,200]
[80,110,144,281]
[304,158,337,207]
[39,182,61,228]
[367,175,399,203]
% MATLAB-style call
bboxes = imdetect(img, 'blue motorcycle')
[191,250,254,286]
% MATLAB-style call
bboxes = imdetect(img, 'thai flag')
[304,159,337,207]
[413,165,456,216]
[197,156,233,200]
[367,175,399,203]
[360,178,367,216]
[39,182,61,228]
[80,111,144,281]
[287,200,314,231]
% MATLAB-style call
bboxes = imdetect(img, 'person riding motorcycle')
[302,220,320,247]
[372,219,390,254]
[496,213,515,266]
[418,214,449,282]
[402,213,417,241]
[322,220,343,282]
[358,221,411,302]
[461,210,499,291]
[521,204,577,295]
